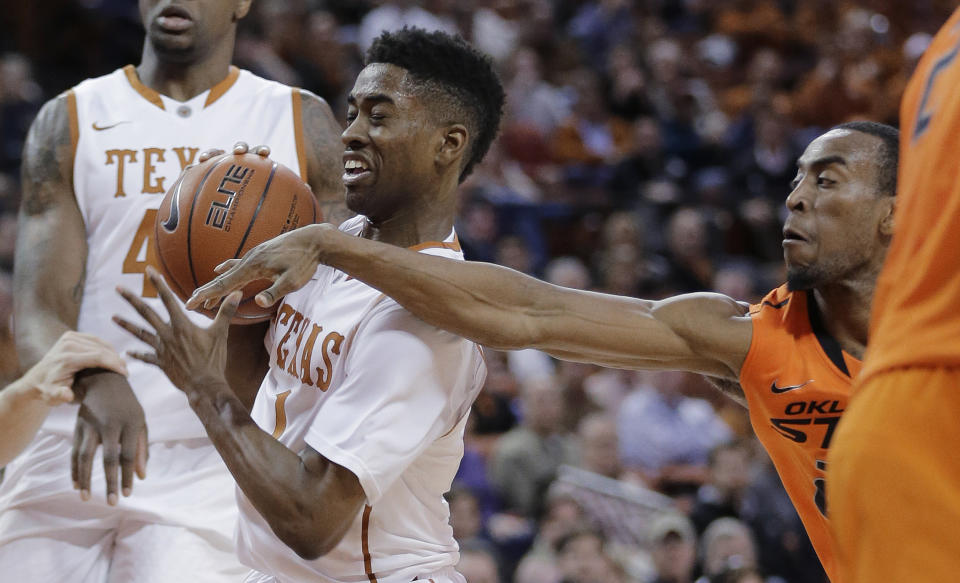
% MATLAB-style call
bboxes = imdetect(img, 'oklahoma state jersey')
[863,9,960,381]
[49,66,308,440]
[739,285,861,581]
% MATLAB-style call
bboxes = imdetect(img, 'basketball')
[153,152,322,323]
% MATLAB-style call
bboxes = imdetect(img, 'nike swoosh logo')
[91,121,131,131]
[771,379,813,394]
[161,175,184,232]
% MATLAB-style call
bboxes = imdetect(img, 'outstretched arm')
[0,332,127,467]
[190,225,754,381]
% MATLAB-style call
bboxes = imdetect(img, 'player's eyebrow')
[798,155,847,170]
[346,93,395,107]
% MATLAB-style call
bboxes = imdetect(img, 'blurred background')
[0,1,954,582]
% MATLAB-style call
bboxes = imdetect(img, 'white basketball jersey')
[236,217,486,582]
[50,66,308,440]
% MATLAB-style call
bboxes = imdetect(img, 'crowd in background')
[0,1,954,582]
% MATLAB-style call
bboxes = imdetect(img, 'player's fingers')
[255,272,296,308]
[145,267,186,326]
[71,423,83,489]
[136,429,148,480]
[251,144,271,157]
[101,429,121,506]
[214,258,241,275]
[232,141,249,154]
[116,286,166,332]
[189,263,256,310]
[127,351,161,367]
[39,385,74,405]
[198,148,225,163]
[113,315,160,349]
[76,428,100,501]
[212,291,242,332]
[119,425,138,497]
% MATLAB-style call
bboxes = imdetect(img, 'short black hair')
[831,121,899,196]
[365,27,505,183]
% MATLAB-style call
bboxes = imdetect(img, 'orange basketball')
[154,153,322,324]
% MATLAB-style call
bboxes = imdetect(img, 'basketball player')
[829,8,960,581]
[192,121,899,581]
[0,331,126,467]
[115,28,504,582]
[7,0,346,580]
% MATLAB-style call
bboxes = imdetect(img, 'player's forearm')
[0,380,55,466]
[314,226,697,364]
[185,379,352,558]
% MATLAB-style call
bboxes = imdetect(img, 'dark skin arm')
[190,225,755,382]
[14,94,147,504]
[115,268,365,559]
[299,90,352,226]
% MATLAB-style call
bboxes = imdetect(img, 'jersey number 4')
[122,209,161,298]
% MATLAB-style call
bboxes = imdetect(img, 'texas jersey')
[863,10,960,381]
[739,285,861,582]
[236,217,487,582]
[53,65,309,440]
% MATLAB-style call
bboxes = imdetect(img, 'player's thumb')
[214,290,242,329]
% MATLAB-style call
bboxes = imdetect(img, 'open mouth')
[157,5,193,32]
[342,156,372,184]
[782,228,808,243]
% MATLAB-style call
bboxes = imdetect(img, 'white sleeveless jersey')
[49,66,309,440]
[236,217,486,582]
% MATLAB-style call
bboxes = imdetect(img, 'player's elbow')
[275,522,346,560]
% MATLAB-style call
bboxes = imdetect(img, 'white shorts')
[243,566,467,583]
[0,431,247,583]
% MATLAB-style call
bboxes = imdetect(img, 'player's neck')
[361,186,459,248]
[137,43,235,102]
[811,280,874,359]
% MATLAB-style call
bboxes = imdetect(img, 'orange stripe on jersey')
[122,65,165,111]
[408,234,461,253]
[203,66,239,108]
[862,7,960,380]
[362,505,378,582]
[271,390,291,438]
[291,89,309,181]
[738,285,860,582]
[65,90,79,164]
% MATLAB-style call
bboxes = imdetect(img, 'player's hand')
[197,141,271,164]
[186,223,329,312]
[114,266,240,398]
[22,331,127,406]
[72,369,148,506]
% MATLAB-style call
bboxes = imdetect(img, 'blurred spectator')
[358,0,458,50]
[566,0,635,69]
[458,541,502,583]
[663,207,716,293]
[0,53,42,174]
[647,512,698,583]
[710,566,765,583]
[696,517,786,583]
[543,256,592,290]
[489,375,578,517]
[690,441,754,535]
[0,270,16,386]
[576,413,622,479]
[617,371,732,497]
[555,527,622,583]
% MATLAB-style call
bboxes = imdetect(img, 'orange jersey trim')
[123,65,165,110]
[291,89,309,181]
[203,66,239,108]
[65,90,79,164]
[408,234,462,253]
[362,505,378,582]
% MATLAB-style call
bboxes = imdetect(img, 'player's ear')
[435,124,468,172]
[879,196,895,237]
[234,0,253,20]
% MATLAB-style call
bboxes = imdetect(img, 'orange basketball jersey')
[740,285,861,581]
[863,7,960,381]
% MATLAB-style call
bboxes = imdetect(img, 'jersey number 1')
[122,209,161,298]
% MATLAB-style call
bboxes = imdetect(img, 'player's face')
[139,0,250,62]
[341,64,443,222]
[783,129,894,290]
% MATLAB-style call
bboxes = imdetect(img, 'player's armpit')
[298,90,351,225]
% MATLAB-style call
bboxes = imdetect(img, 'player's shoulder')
[748,284,795,319]
[70,66,130,98]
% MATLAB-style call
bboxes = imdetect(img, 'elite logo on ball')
[206,163,251,230]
